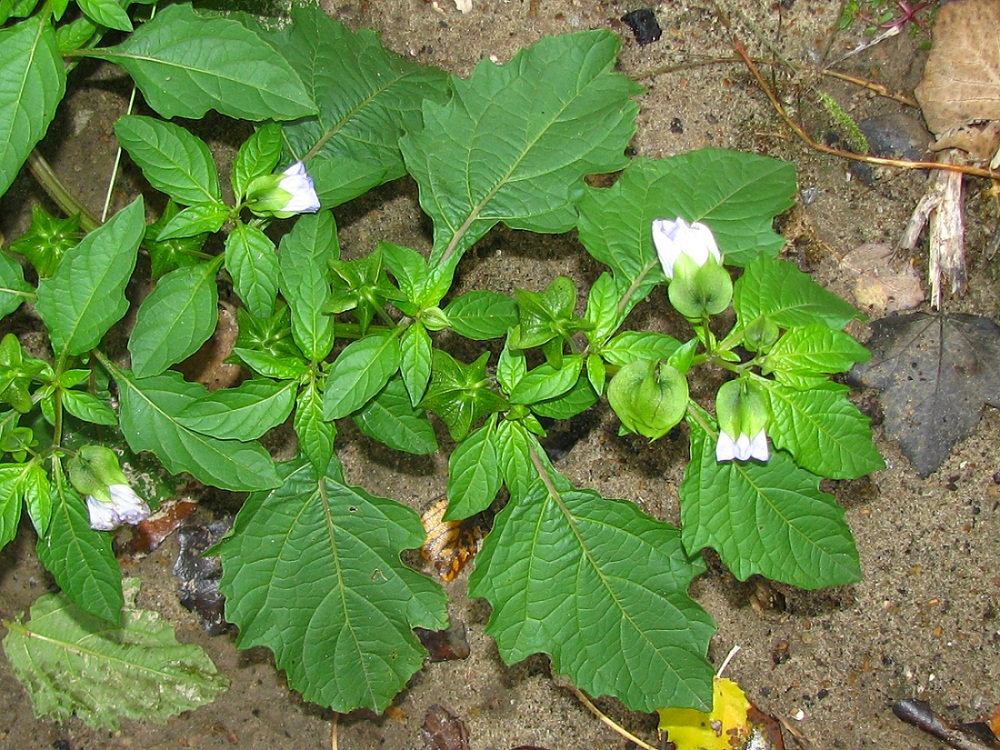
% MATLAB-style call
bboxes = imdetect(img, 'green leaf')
[530,374,598,420]
[176,379,296,441]
[681,414,861,588]
[21,462,50,536]
[95,4,316,121]
[495,341,526,394]
[232,347,309,380]
[156,203,229,241]
[217,459,447,713]
[306,156,390,211]
[61,389,117,426]
[444,291,517,340]
[420,351,509,442]
[0,17,66,196]
[112,367,280,492]
[226,222,280,319]
[294,377,335,472]
[584,271,624,345]
[758,380,883,480]
[734,255,863,330]
[400,30,640,275]
[232,122,282,200]
[36,198,144,356]
[445,418,500,520]
[128,261,220,378]
[493,418,535,499]
[399,322,432,407]
[77,0,132,32]
[509,356,582,405]
[0,465,22,553]
[278,211,337,362]
[276,7,450,181]
[323,332,400,420]
[381,242,430,305]
[577,152,795,290]
[470,475,715,712]
[35,476,122,623]
[602,330,682,367]
[2,580,228,730]
[9,205,80,278]
[114,115,221,205]
[0,250,31,317]
[353,376,437,455]
[763,325,871,377]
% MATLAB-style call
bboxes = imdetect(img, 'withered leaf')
[915,0,1000,139]
[421,497,487,582]
[421,704,470,750]
[851,313,1000,477]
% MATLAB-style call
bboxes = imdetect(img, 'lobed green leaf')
[470,474,715,712]
[735,255,863,330]
[758,380,884,480]
[681,414,861,588]
[401,30,640,278]
[217,459,447,713]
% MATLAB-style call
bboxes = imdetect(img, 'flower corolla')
[652,217,722,280]
[715,379,770,463]
[245,161,321,218]
[86,484,151,531]
[68,445,151,531]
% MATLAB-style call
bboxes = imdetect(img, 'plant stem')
[27,151,100,231]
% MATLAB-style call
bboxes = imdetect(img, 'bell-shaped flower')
[715,379,770,463]
[652,217,722,280]
[246,161,321,219]
[86,484,151,531]
[68,445,151,531]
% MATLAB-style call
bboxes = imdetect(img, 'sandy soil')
[1,1,999,749]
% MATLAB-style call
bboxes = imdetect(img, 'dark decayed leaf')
[850,312,1000,477]
[421,704,470,750]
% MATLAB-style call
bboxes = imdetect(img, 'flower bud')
[246,161,321,219]
[652,217,722,280]
[715,379,770,462]
[608,359,689,440]
[742,316,780,352]
[68,445,151,530]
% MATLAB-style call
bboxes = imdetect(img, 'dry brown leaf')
[420,497,486,582]
[915,0,1000,141]
[840,243,924,314]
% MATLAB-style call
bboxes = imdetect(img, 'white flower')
[276,161,320,215]
[716,428,770,462]
[86,484,150,531]
[652,217,722,279]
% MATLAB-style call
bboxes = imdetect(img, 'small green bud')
[608,359,689,440]
[421,306,452,331]
[743,316,780,352]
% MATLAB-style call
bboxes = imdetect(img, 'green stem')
[27,151,100,231]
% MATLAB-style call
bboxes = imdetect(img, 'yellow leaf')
[657,677,751,750]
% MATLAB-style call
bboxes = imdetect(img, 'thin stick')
[716,644,741,677]
[102,85,138,223]
[730,36,1000,181]
[331,712,339,750]
[568,685,658,750]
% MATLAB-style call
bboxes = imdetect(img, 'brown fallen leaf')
[421,704,469,750]
[840,242,924,315]
[421,497,487,582]
[415,621,471,662]
[119,499,198,557]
